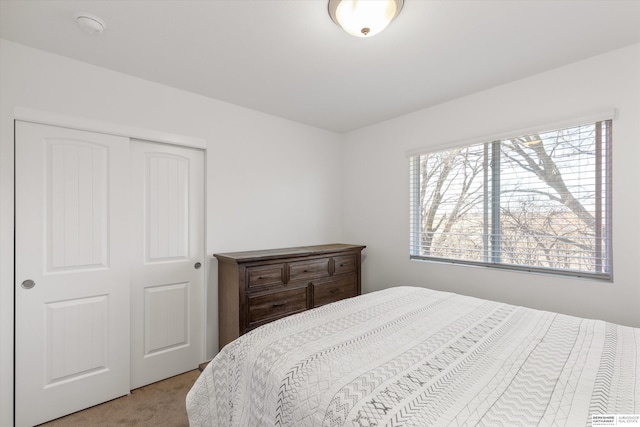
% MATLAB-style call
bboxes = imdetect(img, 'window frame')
[409,116,613,281]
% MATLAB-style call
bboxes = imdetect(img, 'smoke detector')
[74,13,107,35]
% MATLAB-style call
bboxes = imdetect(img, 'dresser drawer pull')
[330,288,339,294]
[272,301,287,307]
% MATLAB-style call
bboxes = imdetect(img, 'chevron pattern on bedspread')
[186,286,639,427]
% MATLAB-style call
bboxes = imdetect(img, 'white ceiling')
[1,1,639,133]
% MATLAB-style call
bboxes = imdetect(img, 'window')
[409,120,612,280]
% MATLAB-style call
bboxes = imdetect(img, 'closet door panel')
[15,121,130,427]
[130,140,205,389]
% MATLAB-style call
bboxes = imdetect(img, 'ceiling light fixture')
[328,0,403,37]
[74,12,107,35]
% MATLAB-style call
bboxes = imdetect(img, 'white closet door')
[15,122,131,426]
[130,140,205,389]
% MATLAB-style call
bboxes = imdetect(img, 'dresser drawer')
[246,264,285,289]
[333,254,357,275]
[312,275,356,307]
[289,258,330,281]
[248,286,308,325]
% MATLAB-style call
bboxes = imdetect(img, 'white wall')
[343,43,640,329]
[0,39,343,426]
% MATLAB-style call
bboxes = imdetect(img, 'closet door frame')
[11,107,208,424]
[13,108,206,149]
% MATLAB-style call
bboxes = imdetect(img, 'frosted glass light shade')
[328,0,403,37]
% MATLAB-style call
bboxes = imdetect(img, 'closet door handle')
[194,262,202,269]
[21,279,35,289]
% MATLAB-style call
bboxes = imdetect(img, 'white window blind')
[409,120,612,280]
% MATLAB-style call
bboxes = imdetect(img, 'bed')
[186,286,639,426]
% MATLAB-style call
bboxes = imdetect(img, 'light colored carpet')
[38,370,201,426]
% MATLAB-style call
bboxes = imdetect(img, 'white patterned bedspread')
[187,286,639,426]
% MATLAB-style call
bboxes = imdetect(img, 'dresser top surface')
[214,243,365,263]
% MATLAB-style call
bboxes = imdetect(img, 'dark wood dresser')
[215,243,365,349]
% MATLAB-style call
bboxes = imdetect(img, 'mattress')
[186,286,639,426]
